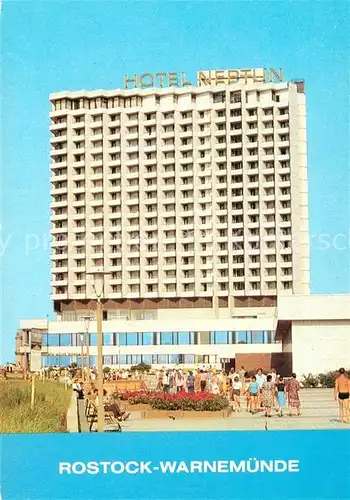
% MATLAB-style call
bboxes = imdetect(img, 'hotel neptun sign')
[124,68,284,89]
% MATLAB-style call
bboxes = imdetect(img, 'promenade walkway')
[78,389,349,432]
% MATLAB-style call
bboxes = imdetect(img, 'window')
[184,354,195,364]
[235,331,247,344]
[126,333,137,345]
[177,331,193,345]
[158,354,168,364]
[252,331,264,344]
[160,332,173,345]
[60,334,71,346]
[89,334,97,346]
[103,333,114,346]
[210,331,229,344]
[47,334,60,346]
[141,332,153,345]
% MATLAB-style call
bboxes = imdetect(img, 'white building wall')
[292,321,350,375]
[46,316,277,334]
[278,294,350,321]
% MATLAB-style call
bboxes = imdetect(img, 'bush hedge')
[301,370,350,388]
[118,390,229,411]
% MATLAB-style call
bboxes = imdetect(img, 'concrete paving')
[79,389,350,432]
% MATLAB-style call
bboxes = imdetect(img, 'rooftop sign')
[124,68,284,89]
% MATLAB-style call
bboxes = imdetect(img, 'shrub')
[103,367,111,374]
[118,390,229,411]
[301,373,319,388]
[301,370,350,388]
[130,363,151,373]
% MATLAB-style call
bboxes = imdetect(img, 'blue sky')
[1,1,349,362]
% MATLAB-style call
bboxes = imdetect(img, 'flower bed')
[117,390,229,412]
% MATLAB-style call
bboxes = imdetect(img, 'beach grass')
[0,379,71,433]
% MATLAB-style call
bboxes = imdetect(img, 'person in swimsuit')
[334,367,350,424]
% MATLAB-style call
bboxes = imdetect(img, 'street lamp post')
[87,271,109,433]
[82,315,93,382]
[80,333,85,382]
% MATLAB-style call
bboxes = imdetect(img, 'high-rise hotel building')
[50,70,309,318]
[16,71,350,374]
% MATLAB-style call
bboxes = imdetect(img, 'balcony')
[90,172,103,181]
[51,252,68,260]
[107,131,121,140]
[52,263,68,273]
[162,144,175,153]
[279,194,291,202]
[50,134,67,145]
[51,277,68,286]
[50,187,68,196]
[125,158,140,167]
[162,130,175,140]
[50,200,68,209]
[163,276,177,284]
[71,121,85,130]
[50,170,68,182]
[50,148,67,157]
[125,145,139,154]
[51,226,68,234]
[50,122,67,131]
[90,225,103,233]
[197,129,211,140]
[51,291,68,300]
[51,213,68,221]
[161,157,175,166]
[143,157,157,166]
[126,171,139,179]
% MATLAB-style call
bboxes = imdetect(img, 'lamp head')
[82,316,92,331]
[87,271,109,299]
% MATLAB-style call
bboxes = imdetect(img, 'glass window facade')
[41,330,275,351]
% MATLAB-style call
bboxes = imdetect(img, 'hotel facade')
[15,70,350,375]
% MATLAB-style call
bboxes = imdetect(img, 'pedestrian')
[232,376,242,412]
[186,371,195,393]
[72,379,84,399]
[334,367,350,424]
[238,366,246,385]
[211,375,220,395]
[248,375,260,414]
[286,373,301,416]
[169,370,176,393]
[261,374,275,417]
[276,376,287,417]
[156,371,163,391]
[256,368,267,409]
[162,371,170,393]
[200,370,207,392]
[268,368,277,384]
[194,369,201,392]
[176,370,184,393]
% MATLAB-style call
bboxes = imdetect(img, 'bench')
[85,399,122,433]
